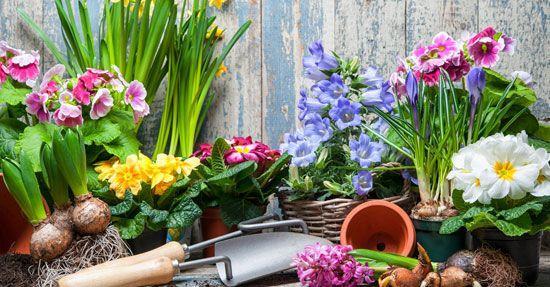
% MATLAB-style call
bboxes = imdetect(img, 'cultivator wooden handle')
[75,241,185,274]
[57,256,178,287]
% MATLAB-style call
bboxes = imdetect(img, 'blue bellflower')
[353,170,373,196]
[328,98,362,130]
[313,73,349,105]
[302,41,339,81]
[303,113,333,143]
[280,130,319,167]
[297,88,327,121]
[361,81,395,112]
[349,133,385,168]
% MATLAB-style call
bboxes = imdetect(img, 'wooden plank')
[261,0,335,147]
[405,0,479,53]
[200,0,263,143]
[0,0,43,64]
[335,0,406,76]
[478,0,549,120]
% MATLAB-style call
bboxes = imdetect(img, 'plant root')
[34,225,130,287]
[473,247,522,287]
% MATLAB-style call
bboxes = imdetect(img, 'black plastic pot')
[413,218,466,262]
[126,229,167,254]
[472,228,542,286]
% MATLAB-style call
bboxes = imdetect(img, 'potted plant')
[368,27,541,261]
[440,131,549,285]
[93,152,202,253]
[279,40,415,243]
[191,136,290,257]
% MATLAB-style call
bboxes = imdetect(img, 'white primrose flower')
[532,148,550,197]
[448,146,491,204]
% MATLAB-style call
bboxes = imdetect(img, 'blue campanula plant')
[280,41,410,201]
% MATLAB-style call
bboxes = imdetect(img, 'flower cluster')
[24,65,150,127]
[193,136,281,171]
[448,131,549,204]
[390,26,514,88]
[281,41,390,197]
[293,243,375,287]
[0,41,40,86]
[95,153,201,198]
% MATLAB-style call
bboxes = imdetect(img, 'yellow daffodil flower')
[206,24,224,40]
[216,63,228,77]
[208,0,226,10]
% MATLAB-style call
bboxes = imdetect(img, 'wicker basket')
[279,175,416,243]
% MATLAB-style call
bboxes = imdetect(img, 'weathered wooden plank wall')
[1,0,548,151]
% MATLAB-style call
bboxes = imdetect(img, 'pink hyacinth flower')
[468,36,504,68]
[90,88,114,120]
[25,92,50,122]
[7,51,40,83]
[0,64,7,85]
[125,80,150,121]
[429,32,458,59]
[53,102,83,127]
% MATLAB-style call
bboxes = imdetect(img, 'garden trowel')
[58,214,331,287]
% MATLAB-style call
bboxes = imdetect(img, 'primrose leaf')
[16,123,60,171]
[257,153,290,188]
[140,202,169,224]
[465,212,497,231]
[166,196,202,229]
[114,212,146,239]
[494,215,531,237]
[0,119,26,160]
[206,161,257,187]
[439,216,465,234]
[91,185,118,205]
[0,80,31,105]
[484,69,537,107]
[110,192,135,216]
[498,201,543,220]
[102,131,140,161]
[219,196,263,227]
[451,190,471,212]
[210,137,230,173]
[81,118,121,145]
[462,206,494,219]
[103,110,136,132]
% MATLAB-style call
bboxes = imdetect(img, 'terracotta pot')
[200,207,236,258]
[0,173,34,255]
[340,200,416,256]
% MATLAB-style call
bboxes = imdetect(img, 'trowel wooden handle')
[58,256,178,287]
[77,241,184,274]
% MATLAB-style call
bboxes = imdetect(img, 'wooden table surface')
[168,251,550,287]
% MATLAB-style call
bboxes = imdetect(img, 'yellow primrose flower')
[153,177,176,195]
[206,24,224,40]
[208,0,226,10]
[180,157,201,176]
[109,154,146,198]
[216,63,228,77]
[94,157,119,181]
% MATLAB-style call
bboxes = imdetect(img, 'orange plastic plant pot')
[0,174,33,255]
[340,200,416,256]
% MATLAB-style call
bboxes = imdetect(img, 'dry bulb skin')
[421,267,481,287]
[412,201,458,220]
[30,219,73,261]
[72,194,111,235]
[379,244,433,287]
[51,205,74,232]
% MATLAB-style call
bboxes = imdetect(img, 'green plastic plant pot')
[340,200,416,256]
[413,218,465,262]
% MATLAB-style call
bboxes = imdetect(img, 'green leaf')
[439,216,465,234]
[110,191,135,216]
[206,161,257,187]
[498,201,543,221]
[210,137,229,173]
[465,212,497,231]
[91,185,118,205]
[484,69,537,107]
[534,122,550,142]
[502,106,539,135]
[166,196,202,229]
[0,80,31,105]
[494,216,531,237]
[463,206,494,219]
[103,110,136,132]
[103,131,140,161]
[156,177,191,209]
[114,212,146,239]
[219,196,263,227]
[140,202,169,224]
[257,153,290,188]
[451,190,471,212]
[0,119,26,160]
[17,123,60,171]
[81,118,121,145]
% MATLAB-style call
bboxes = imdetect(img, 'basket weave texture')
[279,186,415,243]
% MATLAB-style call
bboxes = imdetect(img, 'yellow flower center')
[537,174,545,184]
[235,145,251,154]
[474,178,480,187]
[493,161,516,181]
[438,45,446,52]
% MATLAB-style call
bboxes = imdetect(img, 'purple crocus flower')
[302,40,338,81]
[25,92,50,122]
[90,88,114,120]
[405,71,420,129]
[297,88,326,120]
[466,67,485,107]
[353,171,373,196]
[349,133,385,168]
[361,81,395,112]
[303,113,333,143]
[328,98,362,130]
[313,73,349,104]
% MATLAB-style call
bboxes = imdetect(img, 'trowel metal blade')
[214,232,331,286]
